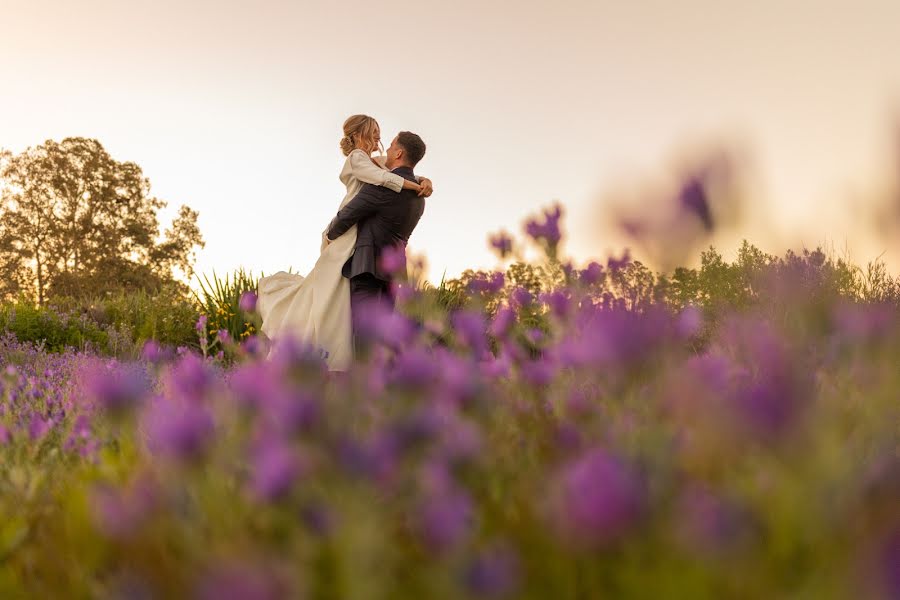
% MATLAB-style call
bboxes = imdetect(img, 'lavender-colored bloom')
[0,424,10,445]
[676,485,751,555]
[336,435,397,484]
[195,314,208,333]
[167,353,215,404]
[391,280,416,304]
[83,363,148,414]
[452,310,489,358]
[679,174,713,231]
[144,398,214,461]
[418,488,473,552]
[91,474,158,539]
[352,301,417,349]
[490,307,516,339]
[606,250,632,272]
[464,546,519,598]
[141,340,162,363]
[29,414,52,440]
[676,305,703,338]
[879,528,900,600]
[196,561,280,600]
[551,447,643,547]
[488,230,513,258]
[437,349,481,402]
[238,290,258,313]
[390,348,439,388]
[299,503,334,538]
[725,320,811,439]
[480,352,511,379]
[539,291,570,319]
[469,271,506,295]
[379,243,407,276]
[524,205,563,248]
[217,329,232,345]
[510,287,533,308]
[520,359,556,386]
[438,416,483,464]
[250,439,302,502]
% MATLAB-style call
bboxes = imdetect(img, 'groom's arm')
[326,184,391,241]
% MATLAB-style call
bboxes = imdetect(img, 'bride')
[257,115,432,371]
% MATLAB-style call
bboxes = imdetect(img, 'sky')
[3,0,900,284]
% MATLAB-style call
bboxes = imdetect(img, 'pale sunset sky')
[3,0,900,282]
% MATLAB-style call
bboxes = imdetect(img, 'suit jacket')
[326,166,425,282]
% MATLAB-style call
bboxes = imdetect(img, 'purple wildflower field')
[1,200,899,599]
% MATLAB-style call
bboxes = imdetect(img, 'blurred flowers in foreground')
[0,200,898,599]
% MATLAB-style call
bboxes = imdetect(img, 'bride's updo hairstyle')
[340,114,380,156]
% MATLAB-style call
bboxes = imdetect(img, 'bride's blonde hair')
[340,114,381,156]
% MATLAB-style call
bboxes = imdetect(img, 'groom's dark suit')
[326,165,425,341]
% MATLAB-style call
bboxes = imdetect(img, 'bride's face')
[368,125,382,154]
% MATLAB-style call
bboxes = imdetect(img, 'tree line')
[0,138,203,304]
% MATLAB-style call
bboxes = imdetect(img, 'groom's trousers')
[349,273,393,356]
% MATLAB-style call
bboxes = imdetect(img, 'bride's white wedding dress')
[257,150,406,371]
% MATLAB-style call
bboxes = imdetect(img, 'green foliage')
[0,137,204,304]
[51,287,200,354]
[0,298,108,353]
[192,269,259,355]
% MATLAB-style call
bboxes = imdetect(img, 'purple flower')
[539,291,570,319]
[520,359,556,386]
[217,329,232,345]
[724,319,811,439]
[490,307,516,339]
[391,280,417,304]
[464,546,519,598]
[580,262,603,285]
[480,353,511,379]
[878,527,900,600]
[0,424,10,445]
[238,291,258,313]
[141,340,173,364]
[488,230,514,259]
[418,488,473,552]
[390,348,439,388]
[166,354,215,404]
[196,561,280,600]
[679,174,713,231]
[468,271,506,295]
[144,398,214,461]
[550,448,643,547]
[676,305,703,338]
[437,349,481,403]
[452,310,489,358]
[523,204,563,251]
[352,302,417,349]
[379,243,407,276]
[91,474,158,539]
[29,414,52,440]
[675,485,751,555]
[195,314,208,333]
[250,439,303,502]
[606,250,632,272]
[510,287,533,308]
[83,363,148,415]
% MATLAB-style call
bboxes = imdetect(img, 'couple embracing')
[257,115,432,371]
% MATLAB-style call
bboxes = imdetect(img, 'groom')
[325,131,427,345]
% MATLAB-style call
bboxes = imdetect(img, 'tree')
[0,138,204,303]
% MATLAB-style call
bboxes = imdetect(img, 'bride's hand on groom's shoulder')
[417,178,433,198]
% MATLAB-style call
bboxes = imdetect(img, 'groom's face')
[385,135,402,169]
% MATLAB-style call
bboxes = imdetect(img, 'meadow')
[0,205,898,599]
